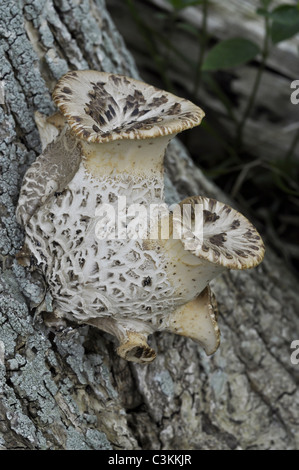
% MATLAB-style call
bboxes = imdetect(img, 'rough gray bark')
[0,0,299,450]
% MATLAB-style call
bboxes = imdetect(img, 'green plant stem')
[235,14,270,150]
[193,0,208,99]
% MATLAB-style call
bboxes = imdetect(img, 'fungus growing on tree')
[16,70,265,363]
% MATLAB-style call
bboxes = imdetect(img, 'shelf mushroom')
[16,70,265,364]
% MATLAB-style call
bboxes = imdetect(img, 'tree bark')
[0,0,299,450]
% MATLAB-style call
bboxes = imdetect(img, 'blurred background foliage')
[108,0,299,275]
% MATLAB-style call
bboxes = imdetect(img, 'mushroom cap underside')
[169,196,265,270]
[53,70,205,143]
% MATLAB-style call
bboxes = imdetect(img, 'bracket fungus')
[16,70,265,364]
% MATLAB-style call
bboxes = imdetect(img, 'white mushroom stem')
[161,237,226,300]
[80,135,172,190]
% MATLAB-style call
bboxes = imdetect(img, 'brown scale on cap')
[52,70,205,143]
[174,196,265,270]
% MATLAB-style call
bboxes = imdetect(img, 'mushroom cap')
[53,70,205,143]
[172,196,265,270]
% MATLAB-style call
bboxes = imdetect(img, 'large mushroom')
[16,70,265,364]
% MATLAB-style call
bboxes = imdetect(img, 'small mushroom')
[16,70,265,364]
[176,196,265,271]
[148,195,264,356]
[167,286,220,356]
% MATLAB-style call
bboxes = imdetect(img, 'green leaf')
[202,38,260,71]
[271,19,299,43]
[166,0,204,10]
[270,5,299,24]
[269,4,299,43]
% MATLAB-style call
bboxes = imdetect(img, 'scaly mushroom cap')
[53,70,205,143]
[173,196,265,270]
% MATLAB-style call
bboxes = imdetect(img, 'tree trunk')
[0,0,299,450]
